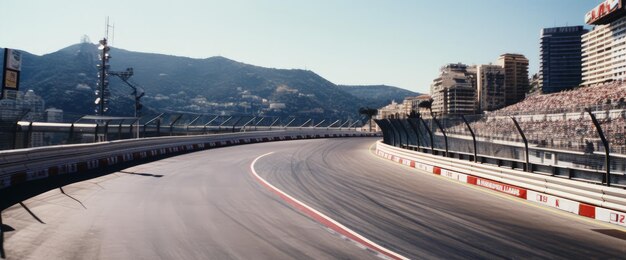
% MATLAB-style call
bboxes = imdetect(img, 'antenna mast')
[105,16,115,45]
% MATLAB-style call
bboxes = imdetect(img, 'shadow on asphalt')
[60,187,87,209]
[18,203,45,224]
[120,171,164,178]
[0,154,174,212]
[592,229,626,241]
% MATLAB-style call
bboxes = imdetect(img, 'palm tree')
[359,107,378,132]
[417,99,434,117]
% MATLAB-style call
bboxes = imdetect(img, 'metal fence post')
[461,115,477,162]
[187,115,201,135]
[156,119,161,136]
[585,108,611,186]
[103,120,110,142]
[94,123,100,143]
[418,117,435,154]
[432,115,448,157]
[24,122,33,148]
[231,117,244,132]
[510,117,530,172]
[375,119,391,145]
[169,114,183,136]
[386,119,401,147]
[118,121,124,140]
[407,118,421,149]
[400,120,413,148]
[68,123,75,144]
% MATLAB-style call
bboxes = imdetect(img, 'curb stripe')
[250,152,408,260]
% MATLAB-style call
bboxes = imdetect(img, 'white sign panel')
[5,49,22,71]
[526,190,579,215]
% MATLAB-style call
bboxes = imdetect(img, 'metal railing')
[375,108,626,188]
[0,111,367,151]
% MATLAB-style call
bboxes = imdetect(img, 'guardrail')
[376,141,626,227]
[0,129,379,191]
[1,114,365,150]
[375,117,626,187]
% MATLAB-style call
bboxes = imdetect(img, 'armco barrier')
[376,141,626,227]
[0,130,380,191]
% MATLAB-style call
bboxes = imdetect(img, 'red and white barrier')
[375,147,626,228]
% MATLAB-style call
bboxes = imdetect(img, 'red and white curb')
[375,149,626,228]
[250,152,408,260]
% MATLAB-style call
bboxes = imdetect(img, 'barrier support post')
[118,120,124,140]
[187,115,201,135]
[418,117,435,154]
[461,115,477,162]
[386,119,401,147]
[511,117,531,172]
[23,122,33,148]
[231,117,244,132]
[374,119,391,145]
[407,118,421,149]
[169,114,183,136]
[431,115,448,157]
[586,108,611,186]
[393,119,410,148]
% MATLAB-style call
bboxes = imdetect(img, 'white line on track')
[250,152,409,260]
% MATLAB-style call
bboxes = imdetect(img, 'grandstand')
[442,81,626,155]
[491,81,626,116]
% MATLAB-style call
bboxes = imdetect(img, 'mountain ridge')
[1,43,419,119]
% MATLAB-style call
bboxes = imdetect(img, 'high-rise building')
[582,1,626,86]
[539,26,588,93]
[476,64,506,112]
[430,63,476,116]
[497,54,529,105]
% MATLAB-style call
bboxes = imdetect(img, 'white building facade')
[582,0,626,85]
[582,16,626,85]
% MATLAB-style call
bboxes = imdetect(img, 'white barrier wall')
[376,141,626,228]
[0,130,379,190]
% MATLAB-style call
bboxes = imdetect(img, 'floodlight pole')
[98,39,107,116]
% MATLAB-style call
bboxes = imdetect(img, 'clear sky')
[0,0,600,93]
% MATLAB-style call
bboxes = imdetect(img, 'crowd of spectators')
[489,81,626,116]
[441,115,625,154]
[434,81,626,154]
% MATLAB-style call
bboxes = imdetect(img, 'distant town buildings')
[0,90,46,148]
[45,108,64,123]
[404,94,433,117]
[430,63,477,116]
[377,100,406,120]
[372,94,432,132]
[269,102,287,110]
[497,54,529,105]
[0,90,45,121]
[539,26,588,93]
[412,54,530,117]
[476,64,506,111]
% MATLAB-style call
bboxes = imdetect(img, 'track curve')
[2,138,625,259]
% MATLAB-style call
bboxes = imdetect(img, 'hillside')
[1,43,415,119]
[338,85,419,108]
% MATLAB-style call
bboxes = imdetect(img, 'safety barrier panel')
[376,141,626,227]
[0,129,379,190]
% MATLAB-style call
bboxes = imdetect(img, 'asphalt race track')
[2,138,625,259]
